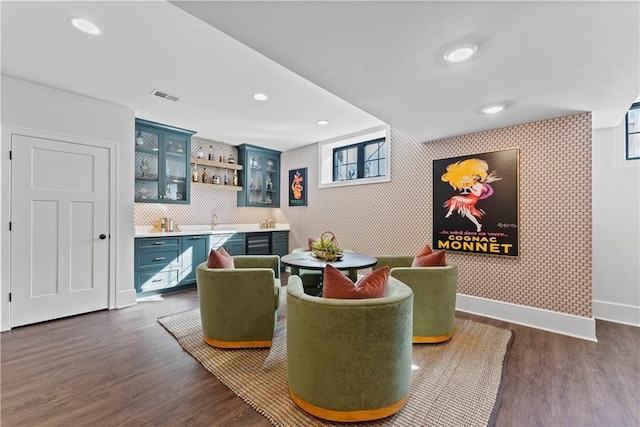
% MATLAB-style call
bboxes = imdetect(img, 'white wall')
[592,123,640,326]
[1,76,136,330]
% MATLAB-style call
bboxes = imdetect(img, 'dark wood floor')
[2,284,639,427]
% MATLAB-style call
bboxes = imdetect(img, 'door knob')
[99,234,107,240]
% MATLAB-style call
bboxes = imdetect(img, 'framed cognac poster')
[432,148,519,257]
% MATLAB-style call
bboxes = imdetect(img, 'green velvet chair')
[286,275,413,422]
[289,247,358,295]
[374,256,458,343]
[196,255,281,348]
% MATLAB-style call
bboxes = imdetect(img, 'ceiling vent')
[151,88,180,102]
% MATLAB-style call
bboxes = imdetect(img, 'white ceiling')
[2,1,639,152]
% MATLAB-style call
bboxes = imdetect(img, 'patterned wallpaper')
[280,113,592,318]
[135,114,592,317]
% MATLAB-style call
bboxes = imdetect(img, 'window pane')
[365,142,379,159]
[334,149,345,165]
[335,165,347,181]
[377,140,386,160]
[379,158,386,176]
[628,109,640,133]
[364,160,378,177]
[628,133,640,159]
[347,147,357,163]
[347,164,357,180]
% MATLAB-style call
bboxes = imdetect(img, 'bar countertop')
[134,223,290,238]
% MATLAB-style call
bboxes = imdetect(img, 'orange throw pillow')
[416,244,433,257]
[412,245,446,267]
[206,247,234,269]
[322,264,389,299]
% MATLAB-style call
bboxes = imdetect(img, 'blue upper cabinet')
[135,118,196,204]
[237,144,281,208]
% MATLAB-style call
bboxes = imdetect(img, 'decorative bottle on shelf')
[140,159,149,177]
[208,146,213,161]
[223,173,229,185]
[233,170,238,186]
[191,164,198,182]
[201,167,208,183]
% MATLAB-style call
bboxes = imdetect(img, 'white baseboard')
[593,299,640,327]
[456,294,598,342]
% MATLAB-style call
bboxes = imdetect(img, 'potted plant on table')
[311,232,343,261]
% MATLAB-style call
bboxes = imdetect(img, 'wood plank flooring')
[2,285,639,427]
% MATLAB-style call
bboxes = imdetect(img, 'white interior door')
[10,134,110,327]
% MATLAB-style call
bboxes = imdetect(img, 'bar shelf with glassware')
[190,158,243,171]
[191,158,242,190]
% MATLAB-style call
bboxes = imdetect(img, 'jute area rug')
[158,293,512,427]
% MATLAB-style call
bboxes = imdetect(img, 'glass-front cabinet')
[237,144,281,207]
[135,118,195,204]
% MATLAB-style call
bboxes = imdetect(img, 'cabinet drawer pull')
[190,236,202,240]
[152,278,163,282]
[153,241,166,245]
[154,257,166,261]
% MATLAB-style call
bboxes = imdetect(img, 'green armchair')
[286,275,413,422]
[289,247,358,295]
[374,256,458,343]
[196,255,281,348]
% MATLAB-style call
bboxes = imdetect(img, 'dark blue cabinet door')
[224,236,246,256]
[209,233,246,256]
[181,235,208,284]
[237,144,281,207]
[272,231,289,257]
[135,118,195,204]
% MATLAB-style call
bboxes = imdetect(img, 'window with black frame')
[333,137,386,182]
[626,102,640,160]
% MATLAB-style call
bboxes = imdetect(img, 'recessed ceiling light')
[317,119,330,126]
[482,104,506,114]
[253,93,268,101]
[70,18,102,35]
[443,43,478,63]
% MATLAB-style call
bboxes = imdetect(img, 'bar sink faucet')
[211,212,218,230]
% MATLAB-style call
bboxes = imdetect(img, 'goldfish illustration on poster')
[289,168,307,207]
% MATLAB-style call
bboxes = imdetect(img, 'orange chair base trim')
[203,335,272,349]
[413,332,453,343]
[289,388,408,422]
